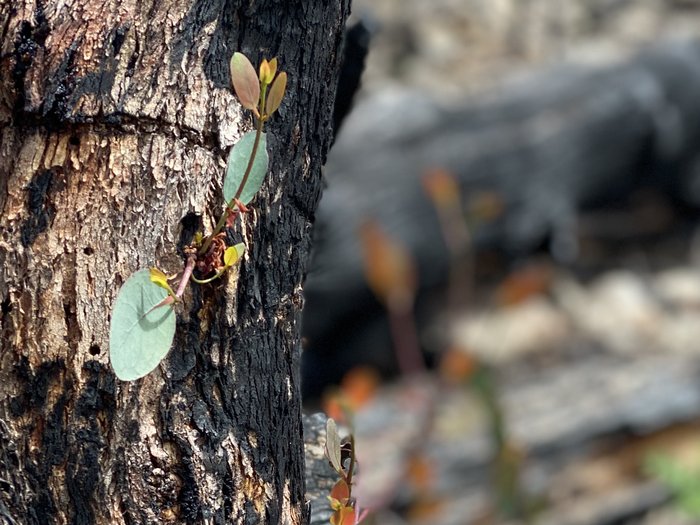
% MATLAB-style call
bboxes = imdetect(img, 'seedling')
[325,418,367,525]
[109,52,287,381]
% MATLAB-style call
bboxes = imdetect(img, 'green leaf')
[223,131,269,205]
[265,71,287,117]
[109,269,177,381]
[233,242,246,259]
[230,52,260,112]
[325,418,343,474]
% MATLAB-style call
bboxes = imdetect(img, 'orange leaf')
[468,191,505,222]
[330,479,350,504]
[322,390,346,424]
[439,347,476,384]
[496,263,552,306]
[422,168,459,210]
[359,220,417,313]
[406,497,444,521]
[340,366,379,410]
[406,454,434,491]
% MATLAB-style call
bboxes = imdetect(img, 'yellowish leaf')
[259,58,278,85]
[265,71,287,117]
[149,267,175,296]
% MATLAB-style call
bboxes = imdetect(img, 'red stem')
[176,254,197,298]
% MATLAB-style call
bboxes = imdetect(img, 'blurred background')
[303,1,700,524]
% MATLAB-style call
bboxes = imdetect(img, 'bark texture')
[0,0,350,523]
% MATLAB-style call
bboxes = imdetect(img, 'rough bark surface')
[0,0,350,523]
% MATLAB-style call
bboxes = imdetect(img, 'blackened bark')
[0,1,350,523]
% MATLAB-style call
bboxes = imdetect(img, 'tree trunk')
[0,1,350,523]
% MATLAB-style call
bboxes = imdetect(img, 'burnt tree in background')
[0,0,350,523]
[302,39,700,398]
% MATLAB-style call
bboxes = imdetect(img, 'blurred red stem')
[388,306,425,375]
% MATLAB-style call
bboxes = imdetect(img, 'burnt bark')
[0,0,350,523]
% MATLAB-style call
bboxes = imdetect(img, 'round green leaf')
[109,269,176,381]
[223,131,269,205]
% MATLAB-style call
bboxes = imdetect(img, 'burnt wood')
[302,39,700,398]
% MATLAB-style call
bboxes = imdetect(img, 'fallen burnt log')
[302,39,700,398]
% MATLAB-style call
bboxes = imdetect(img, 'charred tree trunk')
[0,1,350,523]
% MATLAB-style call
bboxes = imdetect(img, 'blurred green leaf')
[646,452,700,517]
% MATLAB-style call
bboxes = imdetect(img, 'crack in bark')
[11,114,226,157]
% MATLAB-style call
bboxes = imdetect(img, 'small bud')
[259,59,273,85]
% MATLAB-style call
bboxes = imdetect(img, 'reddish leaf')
[230,52,260,112]
[496,263,552,306]
[340,366,379,411]
[439,347,476,384]
[422,168,459,210]
[359,220,417,313]
[330,479,350,504]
